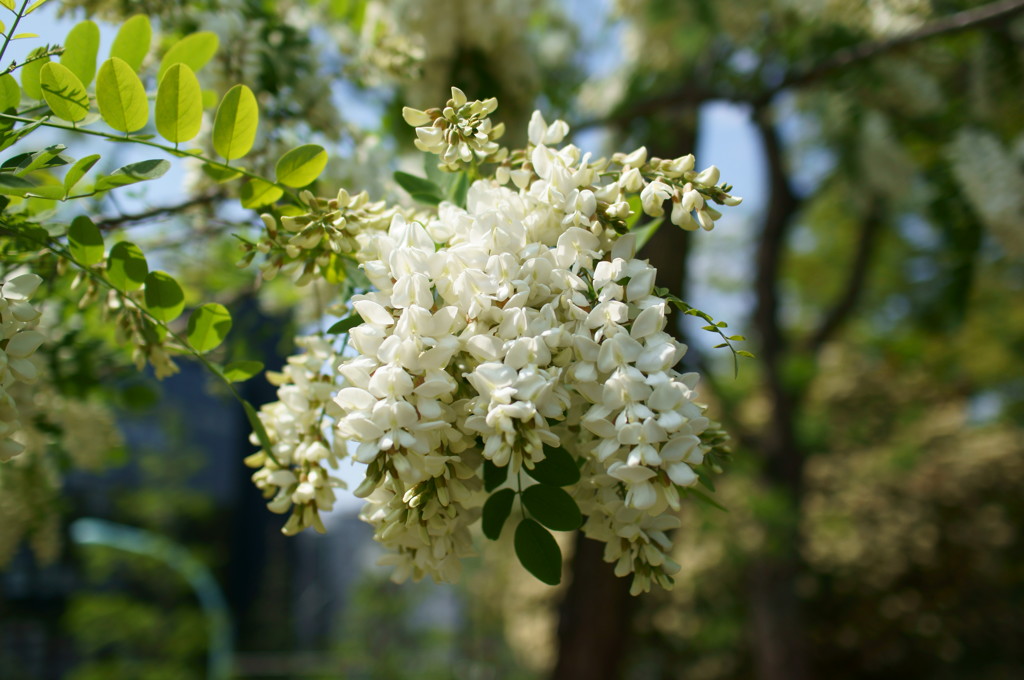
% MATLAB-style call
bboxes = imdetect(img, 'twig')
[752,0,1024,106]
[806,200,884,353]
[94,192,225,231]
[573,0,1024,130]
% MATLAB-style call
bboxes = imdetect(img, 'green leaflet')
[24,0,52,15]
[632,216,665,250]
[67,215,104,266]
[155,63,202,144]
[521,484,582,531]
[20,47,50,100]
[158,31,219,82]
[481,488,516,540]
[186,303,232,352]
[213,85,258,161]
[0,74,19,111]
[222,360,264,383]
[143,271,185,323]
[109,15,151,72]
[448,170,469,208]
[325,311,363,335]
[239,178,283,208]
[60,20,100,86]
[483,459,508,493]
[63,153,101,194]
[96,57,149,133]
[394,171,444,204]
[106,241,148,292]
[94,159,170,192]
[514,519,561,586]
[40,62,89,123]
[526,445,581,486]
[275,144,328,188]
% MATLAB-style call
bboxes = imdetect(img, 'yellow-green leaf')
[240,178,283,208]
[158,31,219,82]
[0,0,16,11]
[24,0,52,15]
[96,57,148,132]
[63,153,101,194]
[155,63,202,143]
[275,144,328,188]
[109,14,151,72]
[106,241,148,292]
[212,84,257,161]
[201,163,243,183]
[40,62,89,123]
[222,360,264,383]
[20,47,50,100]
[143,271,185,323]
[60,20,100,86]
[67,215,104,266]
[0,73,20,111]
[94,158,170,192]
[187,303,232,352]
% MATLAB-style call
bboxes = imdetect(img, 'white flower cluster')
[246,189,396,284]
[246,335,347,535]
[403,87,507,170]
[248,97,740,593]
[1,273,45,462]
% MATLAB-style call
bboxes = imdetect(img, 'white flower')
[640,179,673,217]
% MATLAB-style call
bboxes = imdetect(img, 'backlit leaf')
[67,215,103,266]
[143,271,185,322]
[24,0,52,15]
[155,63,202,143]
[186,302,232,352]
[20,47,50,100]
[212,84,258,161]
[40,62,89,122]
[239,178,283,208]
[60,20,99,86]
[106,241,148,292]
[63,153,100,193]
[158,31,219,81]
[94,158,169,191]
[222,360,264,383]
[110,14,151,72]
[0,73,19,110]
[96,57,148,132]
[275,144,328,188]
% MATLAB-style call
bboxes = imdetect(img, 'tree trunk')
[549,118,697,680]
[746,111,811,680]
[551,534,635,680]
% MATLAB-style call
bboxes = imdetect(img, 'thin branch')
[753,0,1024,106]
[752,110,803,491]
[573,0,1024,130]
[805,200,884,353]
[94,192,225,231]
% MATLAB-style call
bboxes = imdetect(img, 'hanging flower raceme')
[247,90,742,594]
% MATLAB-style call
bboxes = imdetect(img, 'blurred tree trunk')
[550,116,697,680]
[746,111,810,680]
